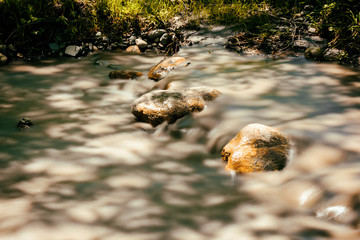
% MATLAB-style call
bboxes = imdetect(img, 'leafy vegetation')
[0,0,359,58]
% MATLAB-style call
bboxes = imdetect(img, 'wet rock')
[221,123,290,173]
[305,47,323,61]
[109,70,143,79]
[17,118,34,130]
[126,45,141,53]
[160,33,171,46]
[148,57,189,81]
[135,39,148,49]
[148,29,167,40]
[0,53,7,65]
[131,87,221,126]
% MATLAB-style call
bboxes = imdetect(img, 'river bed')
[1,43,360,239]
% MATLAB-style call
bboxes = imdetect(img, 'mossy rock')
[305,47,323,61]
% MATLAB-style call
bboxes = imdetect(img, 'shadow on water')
[0,45,360,239]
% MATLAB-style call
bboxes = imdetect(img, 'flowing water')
[1,41,360,239]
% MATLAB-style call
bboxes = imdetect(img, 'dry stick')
[5,29,17,43]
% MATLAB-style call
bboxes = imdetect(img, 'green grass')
[0,0,359,56]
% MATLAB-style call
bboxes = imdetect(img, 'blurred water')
[0,44,360,239]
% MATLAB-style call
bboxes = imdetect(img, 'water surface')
[1,44,360,239]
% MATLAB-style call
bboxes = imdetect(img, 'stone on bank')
[65,45,82,57]
[126,45,141,54]
[221,123,290,173]
[148,29,167,40]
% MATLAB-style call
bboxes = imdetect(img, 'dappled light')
[1,42,360,239]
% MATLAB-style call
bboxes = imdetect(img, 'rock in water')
[148,57,189,81]
[131,87,221,126]
[221,123,290,173]
[17,118,34,130]
[109,70,143,79]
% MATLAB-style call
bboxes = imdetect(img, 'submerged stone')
[221,123,290,173]
[131,87,221,126]
[148,57,189,81]
[17,118,34,130]
[109,70,143,79]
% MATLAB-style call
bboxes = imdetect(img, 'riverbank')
[0,0,359,67]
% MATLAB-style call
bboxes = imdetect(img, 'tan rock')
[109,70,143,79]
[131,87,220,126]
[221,123,290,173]
[148,57,189,81]
[126,45,141,53]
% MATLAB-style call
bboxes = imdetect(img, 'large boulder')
[109,70,143,79]
[148,57,189,81]
[221,123,290,173]
[131,87,221,126]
